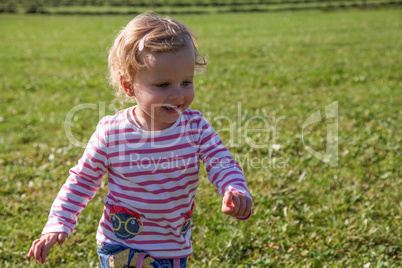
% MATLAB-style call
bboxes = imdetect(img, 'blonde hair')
[108,11,207,103]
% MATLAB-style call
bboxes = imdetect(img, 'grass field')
[2,0,401,14]
[0,8,401,267]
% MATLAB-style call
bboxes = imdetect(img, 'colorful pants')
[97,242,187,268]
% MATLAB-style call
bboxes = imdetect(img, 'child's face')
[131,46,195,131]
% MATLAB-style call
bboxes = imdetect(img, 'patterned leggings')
[97,242,187,268]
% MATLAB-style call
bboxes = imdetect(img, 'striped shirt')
[42,106,251,259]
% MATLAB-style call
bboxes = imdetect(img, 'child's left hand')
[222,191,252,218]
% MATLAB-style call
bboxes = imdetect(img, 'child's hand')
[27,232,67,264]
[222,191,252,218]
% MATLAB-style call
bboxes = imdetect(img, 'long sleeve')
[42,117,109,236]
[197,116,252,202]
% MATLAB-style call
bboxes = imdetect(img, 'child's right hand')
[27,232,67,264]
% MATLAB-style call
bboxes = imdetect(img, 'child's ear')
[120,76,135,97]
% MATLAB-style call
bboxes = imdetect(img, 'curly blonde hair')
[108,11,207,103]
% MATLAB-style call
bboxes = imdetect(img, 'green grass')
[28,1,397,15]
[1,8,401,267]
[2,0,400,15]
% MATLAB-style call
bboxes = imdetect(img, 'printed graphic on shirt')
[107,203,144,240]
[180,203,194,237]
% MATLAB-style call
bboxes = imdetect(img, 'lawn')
[2,0,398,15]
[0,8,401,267]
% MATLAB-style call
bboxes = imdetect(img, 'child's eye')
[182,81,192,87]
[157,83,169,88]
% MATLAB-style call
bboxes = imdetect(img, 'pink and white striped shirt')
[42,106,251,259]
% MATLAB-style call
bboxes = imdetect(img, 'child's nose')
[169,86,183,100]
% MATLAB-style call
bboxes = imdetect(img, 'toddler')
[28,12,252,268]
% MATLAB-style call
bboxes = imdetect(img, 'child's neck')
[132,107,174,131]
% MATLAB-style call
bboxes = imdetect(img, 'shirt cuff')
[227,185,253,201]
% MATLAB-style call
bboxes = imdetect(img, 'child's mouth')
[162,105,181,114]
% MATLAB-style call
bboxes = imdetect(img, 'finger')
[28,239,40,257]
[222,192,234,214]
[236,197,247,217]
[223,191,234,207]
[231,195,241,216]
[33,239,46,263]
[40,239,57,264]
[222,200,234,214]
[244,198,253,217]
[58,233,67,245]
[222,204,233,214]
